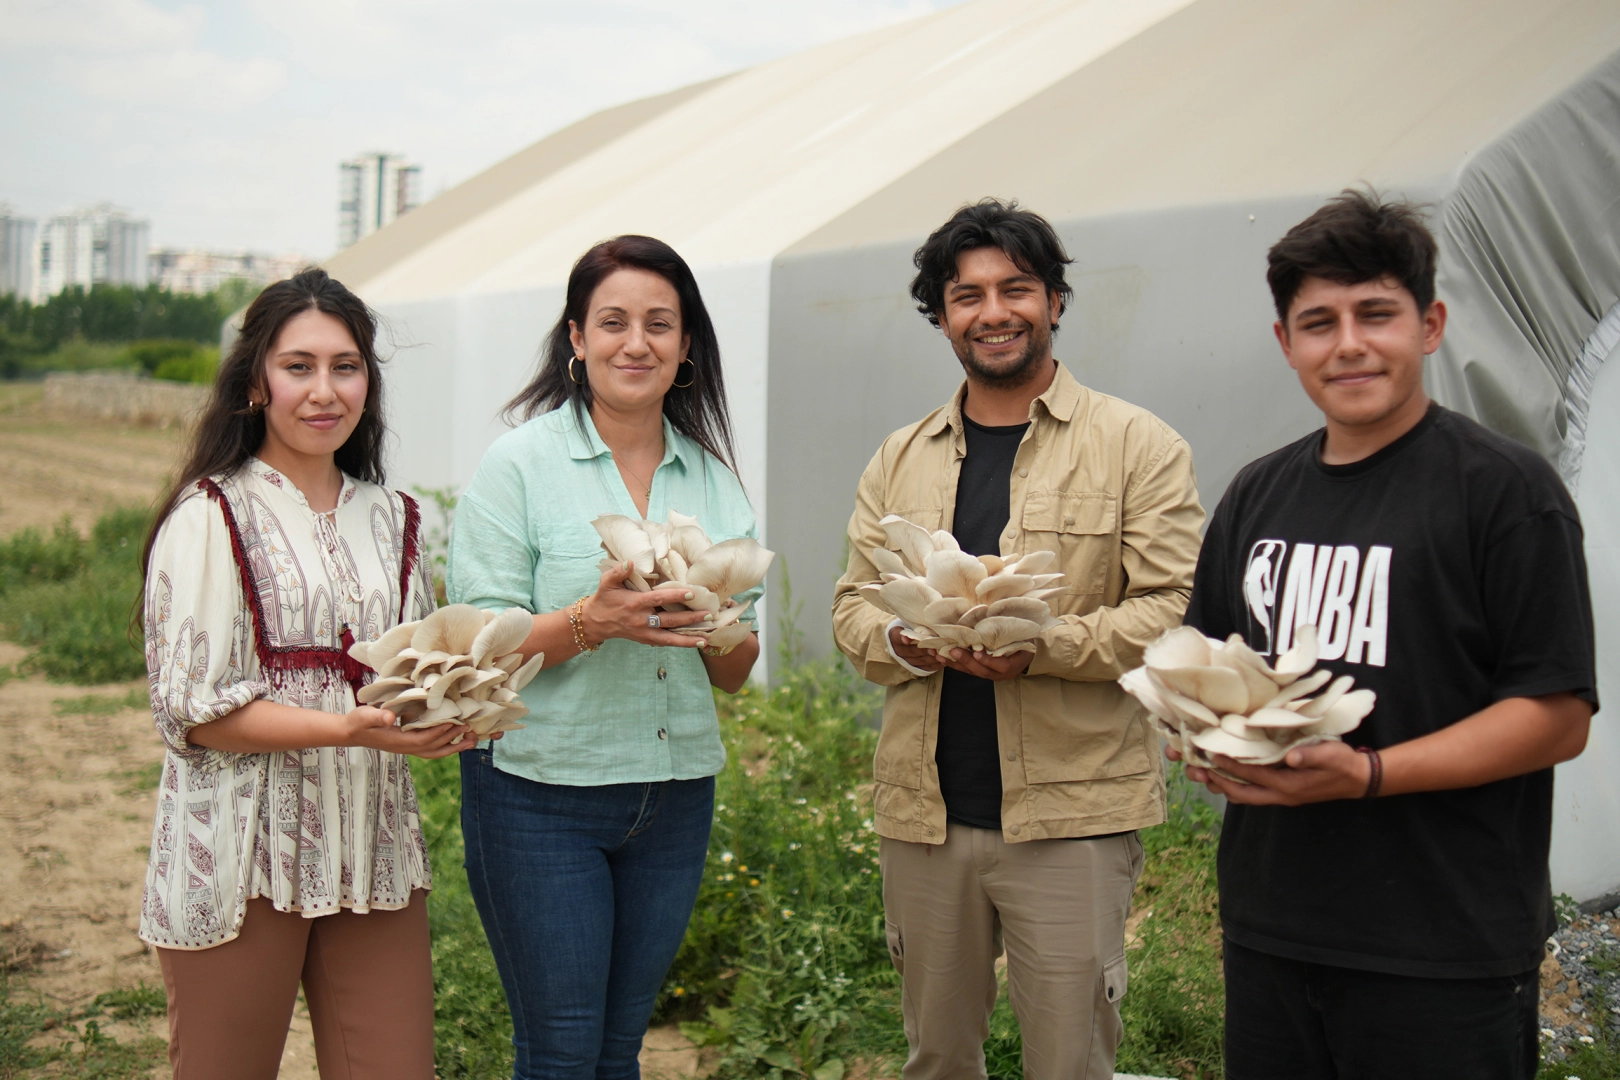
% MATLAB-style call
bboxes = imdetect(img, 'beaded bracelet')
[1356,746,1383,799]
[570,597,600,654]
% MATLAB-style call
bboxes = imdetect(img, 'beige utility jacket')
[832,363,1204,844]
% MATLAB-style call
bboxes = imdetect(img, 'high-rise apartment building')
[0,205,37,299]
[337,152,422,249]
[32,204,149,301]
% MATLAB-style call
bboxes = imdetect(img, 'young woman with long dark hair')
[448,235,761,1080]
[139,268,482,1079]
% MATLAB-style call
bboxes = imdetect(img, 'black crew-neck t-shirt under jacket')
[937,414,1029,831]
[1184,405,1596,979]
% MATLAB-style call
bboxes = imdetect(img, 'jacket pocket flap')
[1022,491,1115,535]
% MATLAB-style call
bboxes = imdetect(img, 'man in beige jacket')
[831,199,1204,1080]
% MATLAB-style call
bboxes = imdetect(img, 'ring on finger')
[647,613,662,628]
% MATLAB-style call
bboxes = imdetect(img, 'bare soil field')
[0,384,190,537]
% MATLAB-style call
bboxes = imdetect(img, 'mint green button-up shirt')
[446,405,759,786]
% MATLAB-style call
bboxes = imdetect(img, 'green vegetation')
[0,507,148,684]
[0,282,247,381]
[53,688,147,717]
[413,653,1227,1080]
[0,975,167,1079]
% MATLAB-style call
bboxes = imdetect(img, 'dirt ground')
[0,392,703,1078]
[0,384,191,537]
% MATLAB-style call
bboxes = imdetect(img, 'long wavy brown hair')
[141,268,389,575]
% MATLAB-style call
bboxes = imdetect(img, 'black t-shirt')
[1184,404,1596,978]
[937,415,1029,830]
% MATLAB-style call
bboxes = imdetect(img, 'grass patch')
[0,507,148,684]
[0,975,166,1079]
[116,762,163,797]
[53,688,147,717]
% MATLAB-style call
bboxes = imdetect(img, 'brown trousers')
[880,829,1144,1080]
[156,892,435,1080]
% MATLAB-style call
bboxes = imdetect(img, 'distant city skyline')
[0,1,964,260]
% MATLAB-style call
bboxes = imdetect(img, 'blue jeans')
[460,749,715,1080]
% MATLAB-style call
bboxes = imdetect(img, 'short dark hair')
[504,235,737,475]
[910,199,1073,329]
[1267,189,1438,321]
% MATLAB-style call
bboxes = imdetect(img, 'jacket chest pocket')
[1020,491,1116,597]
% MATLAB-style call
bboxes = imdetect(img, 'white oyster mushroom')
[1118,624,1376,772]
[859,514,1069,660]
[590,510,774,653]
[346,606,541,735]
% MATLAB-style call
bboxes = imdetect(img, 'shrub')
[0,506,148,683]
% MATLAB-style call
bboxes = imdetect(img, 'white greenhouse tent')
[325,0,1620,903]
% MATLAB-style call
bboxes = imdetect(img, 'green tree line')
[0,279,260,381]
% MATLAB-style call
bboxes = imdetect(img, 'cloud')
[0,0,965,255]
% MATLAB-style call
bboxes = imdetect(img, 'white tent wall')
[1556,340,1620,906]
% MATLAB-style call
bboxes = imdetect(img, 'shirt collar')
[918,360,1082,437]
[564,405,692,471]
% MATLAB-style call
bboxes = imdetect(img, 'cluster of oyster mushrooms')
[347,605,542,737]
[859,514,1066,657]
[592,510,775,652]
[1118,625,1375,780]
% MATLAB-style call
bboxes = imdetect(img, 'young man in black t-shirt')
[1178,191,1596,1079]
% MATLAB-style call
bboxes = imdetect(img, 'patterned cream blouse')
[139,458,434,950]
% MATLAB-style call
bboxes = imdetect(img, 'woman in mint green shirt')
[447,235,760,1080]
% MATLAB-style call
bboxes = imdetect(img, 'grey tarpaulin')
[1428,49,1620,490]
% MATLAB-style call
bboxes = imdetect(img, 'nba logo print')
[1243,540,1287,655]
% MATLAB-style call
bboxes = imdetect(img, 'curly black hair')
[909,199,1073,330]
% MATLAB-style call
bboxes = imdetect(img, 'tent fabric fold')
[1428,52,1620,487]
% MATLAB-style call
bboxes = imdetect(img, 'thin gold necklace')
[611,451,655,501]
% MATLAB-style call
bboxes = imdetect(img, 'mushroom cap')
[505,651,546,692]
[879,515,936,576]
[877,577,942,626]
[702,620,756,651]
[685,537,776,600]
[357,675,415,705]
[925,547,988,600]
[1144,626,1214,670]
[592,514,658,578]
[1009,549,1057,575]
[1148,663,1249,716]
[1273,623,1319,682]
[470,607,533,667]
[870,547,910,578]
[1301,688,1375,737]
[411,605,488,655]
[1260,668,1333,709]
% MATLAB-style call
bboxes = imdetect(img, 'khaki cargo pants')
[880,828,1144,1080]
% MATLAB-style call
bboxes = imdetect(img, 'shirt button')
[1006,750,1017,761]
[1064,515,1075,526]
[1009,825,1022,836]
[1005,529,1016,540]
[657,668,667,680]
[657,728,667,740]
[1018,468,1028,478]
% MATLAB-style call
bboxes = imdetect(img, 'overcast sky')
[0,0,966,259]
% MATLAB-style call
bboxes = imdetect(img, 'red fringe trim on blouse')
[200,478,423,696]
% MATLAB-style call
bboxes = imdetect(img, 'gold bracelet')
[570,597,600,654]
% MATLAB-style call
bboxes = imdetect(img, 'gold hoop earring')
[671,357,696,389]
[568,356,584,384]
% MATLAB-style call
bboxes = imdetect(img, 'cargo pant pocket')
[1101,954,1128,1005]
[885,920,904,976]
